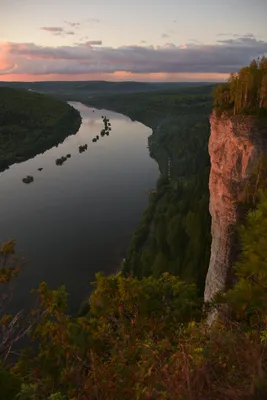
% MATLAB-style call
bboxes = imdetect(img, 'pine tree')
[227,189,267,326]
[214,57,267,115]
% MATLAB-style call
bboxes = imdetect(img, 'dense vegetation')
[86,86,213,294]
[2,189,267,399]
[85,85,214,128]
[0,81,213,102]
[0,87,81,171]
[2,68,267,398]
[214,57,267,116]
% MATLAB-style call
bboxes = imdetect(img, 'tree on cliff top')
[214,56,267,116]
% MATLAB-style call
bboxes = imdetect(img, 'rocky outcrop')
[204,112,267,304]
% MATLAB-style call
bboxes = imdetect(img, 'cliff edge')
[204,111,267,303]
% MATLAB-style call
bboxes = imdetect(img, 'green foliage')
[12,273,201,399]
[242,154,267,210]
[3,76,267,398]
[90,272,202,330]
[88,88,212,295]
[227,189,267,326]
[0,80,215,99]
[0,87,81,171]
[0,240,28,366]
[12,276,267,400]
[2,202,267,400]
[0,239,20,283]
[86,86,213,130]
[0,362,21,400]
[16,384,38,400]
[16,384,68,400]
[214,57,267,116]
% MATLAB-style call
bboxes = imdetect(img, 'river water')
[0,102,158,313]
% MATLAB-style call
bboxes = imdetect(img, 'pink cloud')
[0,35,266,81]
[0,72,229,82]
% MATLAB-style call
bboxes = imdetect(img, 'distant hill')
[84,84,215,127]
[0,80,216,99]
[0,87,81,171]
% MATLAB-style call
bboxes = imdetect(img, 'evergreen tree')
[227,189,267,326]
[214,57,267,116]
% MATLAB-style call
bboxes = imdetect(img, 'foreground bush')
[2,196,267,399]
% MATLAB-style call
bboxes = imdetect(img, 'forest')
[213,56,267,116]
[0,87,81,171]
[2,67,267,398]
[1,188,267,399]
[87,86,213,294]
[0,80,212,101]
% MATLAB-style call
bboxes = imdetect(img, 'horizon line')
[0,79,222,84]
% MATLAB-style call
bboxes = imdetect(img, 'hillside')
[86,86,213,293]
[0,87,81,171]
[0,80,215,100]
[205,57,267,320]
[1,69,267,399]
[84,85,214,126]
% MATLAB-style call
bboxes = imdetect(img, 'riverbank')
[85,88,212,293]
[0,87,82,172]
[0,103,159,315]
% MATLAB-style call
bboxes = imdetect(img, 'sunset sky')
[1,0,267,82]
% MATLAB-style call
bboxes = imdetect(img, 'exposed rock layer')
[204,112,267,303]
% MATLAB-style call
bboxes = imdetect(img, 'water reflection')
[0,103,158,313]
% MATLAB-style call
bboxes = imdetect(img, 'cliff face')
[204,112,267,303]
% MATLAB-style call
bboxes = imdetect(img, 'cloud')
[41,27,64,34]
[217,33,234,37]
[162,34,170,39]
[238,33,255,39]
[88,18,100,23]
[217,32,255,39]
[78,36,89,42]
[83,40,102,46]
[64,21,80,28]
[217,36,264,46]
[73,40,102,47]
[1,35,266,77]
[189,39,202,44]
[41,26,76,37]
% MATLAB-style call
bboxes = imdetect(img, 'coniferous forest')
[86,86,213,294]
[214,57,267,116]
[1,61,267,399]
[2,193,267,400]
[0,87,81,172]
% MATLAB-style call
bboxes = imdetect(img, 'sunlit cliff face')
[205,113,267,312]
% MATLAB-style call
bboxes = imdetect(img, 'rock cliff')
[204,112,267,304]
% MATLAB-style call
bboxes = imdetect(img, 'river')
[0,102,159,313]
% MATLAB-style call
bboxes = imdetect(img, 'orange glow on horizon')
[0,71,228,82]
[0,41,229,83]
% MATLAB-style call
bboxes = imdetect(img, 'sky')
[1,0,267,82]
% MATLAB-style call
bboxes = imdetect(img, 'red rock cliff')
[204,112,267,303]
